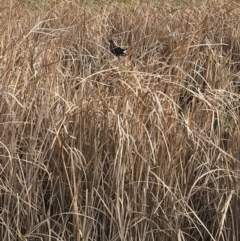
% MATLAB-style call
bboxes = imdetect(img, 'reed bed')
[1,0,240,240]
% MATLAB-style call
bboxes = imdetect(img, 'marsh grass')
[1,0,240,240]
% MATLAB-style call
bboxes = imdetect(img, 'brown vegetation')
[1,0,240,240]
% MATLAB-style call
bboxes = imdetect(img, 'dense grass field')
[1,0,240,240]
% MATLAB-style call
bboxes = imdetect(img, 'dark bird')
[108,40,127,57]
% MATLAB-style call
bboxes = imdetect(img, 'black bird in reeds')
[108,40,127,57]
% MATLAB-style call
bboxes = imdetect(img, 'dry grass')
[1,0,240,240]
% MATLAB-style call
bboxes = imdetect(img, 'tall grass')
[0,0,240,240]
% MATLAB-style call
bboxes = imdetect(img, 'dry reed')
[0,0,240,240]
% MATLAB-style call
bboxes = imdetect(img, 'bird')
[108,40,127,57]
